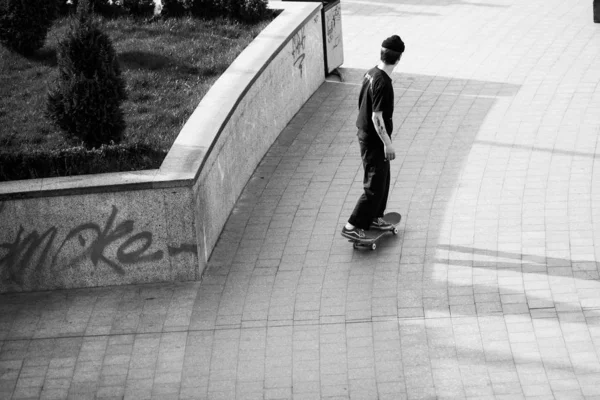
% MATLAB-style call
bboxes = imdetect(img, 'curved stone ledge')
[0,1,325,293]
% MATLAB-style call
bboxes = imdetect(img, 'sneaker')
[371,217,393,230]
[341,226,366,240]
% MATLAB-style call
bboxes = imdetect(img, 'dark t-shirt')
[355,66,394,144]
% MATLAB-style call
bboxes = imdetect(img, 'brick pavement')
[2,0,600,398]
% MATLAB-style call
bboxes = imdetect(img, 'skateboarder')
[341,35,405,241]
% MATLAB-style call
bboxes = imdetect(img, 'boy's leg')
[376,160,391,218]
[369,159,394,230]
[348,140,387,229]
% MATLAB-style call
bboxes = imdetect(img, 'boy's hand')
[385,144,396,161]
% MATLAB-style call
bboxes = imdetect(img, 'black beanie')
[382,35,405,54]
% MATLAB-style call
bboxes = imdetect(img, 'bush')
[0,143,166,181]
[179,0,215,18]
[63,0,121,17]
[237,0,267,22]
[46,5,127,148]
[60,0,156,17]
[122,0,155,17]
[0,0,58,55]
[185,0,266,21]
[160,0,186,17]
[58,0,76,16]
[213,0,239,19]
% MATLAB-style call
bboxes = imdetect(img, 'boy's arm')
[371,111,395,161]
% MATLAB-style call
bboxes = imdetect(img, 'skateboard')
[347,212,401,250]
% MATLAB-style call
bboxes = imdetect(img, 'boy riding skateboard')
[341,35,405,241]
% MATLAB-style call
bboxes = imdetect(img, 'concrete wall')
[0,187,197,293]
[191,6,324,265]
[0,1,325,293]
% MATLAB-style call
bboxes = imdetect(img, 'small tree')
[46,1,127,148]
[0,0,58,55]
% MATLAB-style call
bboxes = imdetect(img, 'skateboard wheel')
[353,242,359,249]
[371,243,377,251]
[393,227,399,235]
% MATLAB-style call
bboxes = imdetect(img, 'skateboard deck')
[347,212,401,250]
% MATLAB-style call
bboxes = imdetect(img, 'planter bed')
[0,14,274,181]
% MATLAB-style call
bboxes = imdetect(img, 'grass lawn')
[0,14,274,180]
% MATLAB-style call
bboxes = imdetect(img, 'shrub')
[237,0,267,22]
[213,0,239,19]
[203,0,266,22]
[0,143,166,181]
[160,0,186,17]
[122,0,155,17]
[65,0,121,17]
[58,0,76,16]
[46,4,127,148]
[184,0,219,19]
[133,0,268,20]
[64,0,160,17]
[0,0,58,55]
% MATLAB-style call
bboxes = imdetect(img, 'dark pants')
[348,138,390,230]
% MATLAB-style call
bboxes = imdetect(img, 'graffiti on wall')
[0,204,197,286]
[292,26,306,76]
[325,4,342,50]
